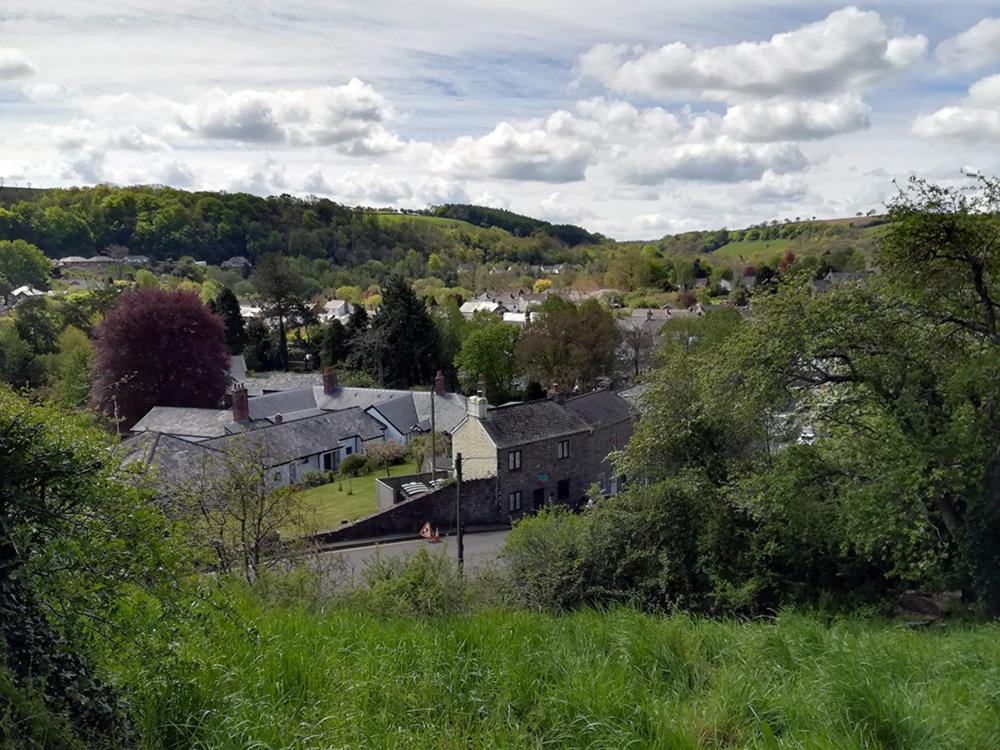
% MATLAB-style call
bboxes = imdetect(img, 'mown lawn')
[119,592,1000,750]
[295,461,418,531]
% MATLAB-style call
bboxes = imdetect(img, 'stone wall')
[311,476,501,545]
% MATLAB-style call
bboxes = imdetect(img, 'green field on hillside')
[371,212,484,232]
[113,589,1000,749]
[711,238,795,264]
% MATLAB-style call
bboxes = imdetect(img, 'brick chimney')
[477,372,487,399]
[434,369,445,396]
[323,366,338,395]
[232,385,249,423]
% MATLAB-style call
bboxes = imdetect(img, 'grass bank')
[116,592,1000,749]
[295,461,418,531]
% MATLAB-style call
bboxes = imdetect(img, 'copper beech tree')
[91,288,230,429]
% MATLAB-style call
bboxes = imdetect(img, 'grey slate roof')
[229,355,247,383]
[481,399,591,449]
[203,408,385,465]
[564,390,633,430]
[131,406,235,440]
[119,431,218,486]
[247,388,319,420]
[369,393,420,434]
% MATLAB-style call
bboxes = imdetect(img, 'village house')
[318,298,354,324]
[450,386,633,519]
[131,368,468,442]
[220,255,252,274]
[122,406,386,489]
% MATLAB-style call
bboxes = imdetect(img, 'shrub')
[501,508,590,611]
[339,454,369,477]
[358,547,470,616]
[297,471,328,488]
[364,441,409,473]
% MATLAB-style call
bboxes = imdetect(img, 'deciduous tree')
[91,289,229,429]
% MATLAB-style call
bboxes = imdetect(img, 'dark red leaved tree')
[91,289,229,429]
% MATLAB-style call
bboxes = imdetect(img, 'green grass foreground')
[119,596,1000,749]
[295,461,418,531]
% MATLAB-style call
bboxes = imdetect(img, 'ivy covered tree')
[364,275,441,388]
[91,289,230,429]
[0,388,183,744]
[320,318,349,366]
[210,286,248,354]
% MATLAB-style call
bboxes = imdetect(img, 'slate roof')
[131,406,236,440]
[229,355,247,383]
[119,431,218,486]
[203,408,385,464]
[246,387,319,420]
[480,399,591,448]
[564,390,633,430]
[369,393,420,435]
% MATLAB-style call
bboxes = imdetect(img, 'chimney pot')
[434,369,445,396]
[323,366,338,395]
[477,373,487,399]
[232,385,249,423]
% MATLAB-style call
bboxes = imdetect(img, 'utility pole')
[455,452,464,572]
[430,381,437,482]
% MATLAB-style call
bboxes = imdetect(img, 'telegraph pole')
[430,382,437,482]
[455,452,464,572]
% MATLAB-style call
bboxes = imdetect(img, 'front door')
[533,487,545,511]
[557,479,570,502]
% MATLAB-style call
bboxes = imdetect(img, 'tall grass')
[108,588,1000,750]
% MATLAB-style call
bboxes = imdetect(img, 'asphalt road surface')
[319,529,510,577]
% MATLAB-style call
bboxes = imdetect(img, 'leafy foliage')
[0,388,183,744]
[90,289,230,428]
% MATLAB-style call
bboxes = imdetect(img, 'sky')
[1,1,999,240]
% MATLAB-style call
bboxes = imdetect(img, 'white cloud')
[159,160,197,187]
[304,168,468,207]
[18,120,170,153]
[539,191,592,223]
[913,73,1000,142]
[612,140,808,184]
[227,159,289,195]
[579,7,926,102]
[936,18,1000,72]
[746,170,809,202]
[438,111,600,182]
[723,96,871,141]
[179,79,401,153]
[0,47,35,79]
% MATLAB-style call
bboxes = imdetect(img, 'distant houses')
[124,367,469,489]
[55,255,149,271]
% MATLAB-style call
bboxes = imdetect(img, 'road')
[317,530,510,577]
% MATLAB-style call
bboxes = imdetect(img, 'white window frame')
[558,439,569,460]
[508,450,522,471]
